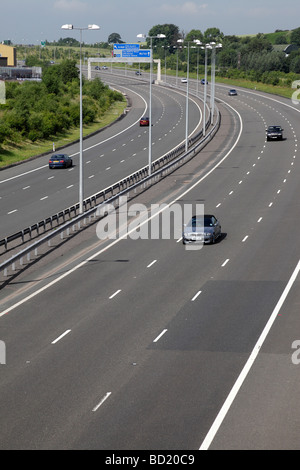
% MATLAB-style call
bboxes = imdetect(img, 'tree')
[108,33,124,44]
[290,54,300,73]
[59,59,79,84]
[203,28,224,43]
[185,29,203,43]
[148,24,180,49]
[291,27,300,46]
[57,37,80,47]
[42,65,62,94]
[244,34,272,54]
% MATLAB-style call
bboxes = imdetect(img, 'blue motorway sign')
[114,43,140,51]
[113,43,151,59]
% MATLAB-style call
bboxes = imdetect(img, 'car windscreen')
[189,216,212,227]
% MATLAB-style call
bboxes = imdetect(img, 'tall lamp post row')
[61,24,221,211]
[209,42,222,124]
[61,24,100,215]
[137,33,166,177]
[183,40,222,139]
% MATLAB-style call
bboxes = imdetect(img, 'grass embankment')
[0,69,296,170]
[213,76,294,99]
[0,99,127,169]
[164,68,296,100]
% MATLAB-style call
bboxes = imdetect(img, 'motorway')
[0,70,300,450]
[0,70,203,240]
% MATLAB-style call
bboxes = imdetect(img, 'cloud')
[160,2,208,15]
[54,0,87,12]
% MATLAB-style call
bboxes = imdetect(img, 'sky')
[2,0,300,45]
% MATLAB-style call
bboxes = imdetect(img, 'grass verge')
[213,76,294,99]
[0,99,127,169]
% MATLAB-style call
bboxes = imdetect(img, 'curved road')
[0,72,203,240]
[0,78,300,449]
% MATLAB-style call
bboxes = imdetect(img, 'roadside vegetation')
[1,26,300,168]
[0,60,126,168]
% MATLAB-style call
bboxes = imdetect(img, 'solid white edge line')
[0,100,243,317]
[0,84,203,188]
[199,259,300,450]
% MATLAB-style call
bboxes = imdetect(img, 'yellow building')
[0,44,16,66]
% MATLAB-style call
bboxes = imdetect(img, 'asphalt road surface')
[0,72,203,240]
[0,77,300,450]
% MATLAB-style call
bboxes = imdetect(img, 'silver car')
[183,214,222,245]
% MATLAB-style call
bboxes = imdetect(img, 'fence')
[0,100,220,279]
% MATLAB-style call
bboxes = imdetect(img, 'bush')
[1,60,124,146]
[28,129,43,142]
[0,123,11,144]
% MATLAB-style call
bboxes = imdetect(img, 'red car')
[140,116,149,127]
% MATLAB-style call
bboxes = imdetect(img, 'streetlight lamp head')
[156,34,166,38]
[137,33,146,39]
[61,24,73,30]
[88,24,100,30]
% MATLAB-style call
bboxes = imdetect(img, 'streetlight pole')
[137,33,166,177]
[193,40,203,98]
[209,42,222,125]
[178,39,190,152]
[61,24,100,214]
[201,44,209,136]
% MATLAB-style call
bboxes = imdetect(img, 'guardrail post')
[0,106,220,258]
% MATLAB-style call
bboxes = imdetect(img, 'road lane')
[0,83,300,449]
[0,77,202,241]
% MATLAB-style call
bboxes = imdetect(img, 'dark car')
[201,78,208,85]
[183,214,221,245]
[140,116,149,127]
[95,65,100,70]
[228,89,237,96]
[49,154,73,169]
[135,71,142,75]
[266,125,284,141]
